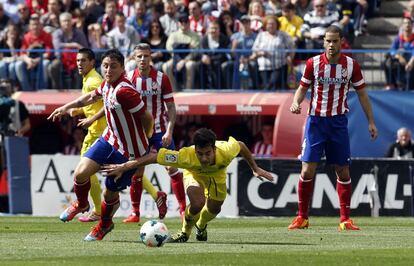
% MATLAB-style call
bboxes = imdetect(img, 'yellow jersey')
[278,15,303,39]
[82,69,106,136]
[157,137,240,184]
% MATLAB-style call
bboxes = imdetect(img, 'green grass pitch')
[1,216,414,265]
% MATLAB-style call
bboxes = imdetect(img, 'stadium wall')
[29,155,414,217]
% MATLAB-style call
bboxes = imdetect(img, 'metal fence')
[0,48,409,91]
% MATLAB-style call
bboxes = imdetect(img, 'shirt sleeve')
[94,81,106,96]
[299,58,314,87]
[117,87,145,114]
[162,74,174,102]
[351,59,365,90]
[157,147,192,168]
[219,137,241,161]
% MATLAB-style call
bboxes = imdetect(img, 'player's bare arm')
[238,141,274,182]
[101,152,158,179]
[47,91,101,122]
[290,85,308,114]
[162,102,176,147]
[356,89,378,140]
[140,111,154,138]
[78,107,105,128]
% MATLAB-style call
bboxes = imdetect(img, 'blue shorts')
[149,132,176,151]
[300,115,350,165]
[84,137,137,192]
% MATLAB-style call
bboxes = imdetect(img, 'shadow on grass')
[109,240,314,246]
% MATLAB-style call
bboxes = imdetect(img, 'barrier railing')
[0,48,409,91]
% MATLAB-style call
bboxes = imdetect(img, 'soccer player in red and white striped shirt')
[48,49,154,241]
[288,26,378,231]
[124,43,187,222]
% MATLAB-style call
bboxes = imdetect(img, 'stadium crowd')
[0,0,381,91]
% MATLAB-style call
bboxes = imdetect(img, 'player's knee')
[208,205,221,215]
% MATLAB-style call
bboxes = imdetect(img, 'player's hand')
[161,132,172,147]
[78,118,93,129]
[253,167,274,182]
[101,164,125,181]
[369,123,378,140]
[47,106,67,122]
[290,102,301,114]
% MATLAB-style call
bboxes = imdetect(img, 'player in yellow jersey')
[68,48,106,222]
[102,128,274,242]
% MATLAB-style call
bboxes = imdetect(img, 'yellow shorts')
[183,171,227,201]
[80,133,100,156]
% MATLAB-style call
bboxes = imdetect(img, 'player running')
[102,128,274,242]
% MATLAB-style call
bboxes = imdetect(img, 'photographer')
[0,78,30,212]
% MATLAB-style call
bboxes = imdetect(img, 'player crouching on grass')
[102,128,274,243]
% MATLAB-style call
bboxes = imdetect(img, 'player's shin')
[142,175,158,200]
[100,196,120,228]
[298,176,314,219]
[196,205,217,230]
[130,175,143,215]
[74,178,91,208]
[337,179,352,222]
[182,205,200,235]
[89,174,102,214]
[170,170,186,213]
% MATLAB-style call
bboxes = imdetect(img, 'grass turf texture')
[1,216,414,265]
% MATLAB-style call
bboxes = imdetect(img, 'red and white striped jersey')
[189,15,211,36]
[95,74,148,159]
[127,67,174,134]
[252,141,273,157]
[299,53,365,117]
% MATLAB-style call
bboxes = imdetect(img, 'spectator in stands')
[60,0,80,13]
[218,10,239,39]
[252,15,294,90]
[83,0,104,26]
[127,0,152,39]
[27,0,47,16]
[248,0,265,32]
[348,0,369,37]
[15,3,31,33]
[229,0,248,19]
[301,0,340,50]
[0,3,11,35]
[64,127,86,155]
[73,8,88,36]
[107,12,140,71]
[189,1,211,36]
[87,23,108,53]
[48,12,88,90]
[200,20,230,90]
[40,0,61,34]
[252,123,273,158]
[223,14,258,90]
[177,122,201,149]
[292,0,312,18]
[142,19,170,71]
[163,12,201,91]
[1,0,22,24]
[385,127,414,159]
[383,17,414,91]
[0,24,21,83]
[159,0,179,36]
[98,0,117,34]
[15,14,53,91]
[404,0,414,22]
[264,0,282,17]
[278,1,303,46]
[117,0,135,18]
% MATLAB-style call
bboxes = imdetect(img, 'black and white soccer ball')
[139,220,170,247]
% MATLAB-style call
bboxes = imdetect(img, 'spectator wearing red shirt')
[15,14,53,90]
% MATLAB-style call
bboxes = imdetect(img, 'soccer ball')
[139,220,170,247]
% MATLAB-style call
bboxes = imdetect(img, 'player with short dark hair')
[288,25,378,231]
[124,43,186,223]
[102,128,274,242]
[48,49,154,241]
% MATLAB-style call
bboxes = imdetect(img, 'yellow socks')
[196,205,217,230]
[142,175,158,200]
[89,174,101,215]
[182,205,200,235]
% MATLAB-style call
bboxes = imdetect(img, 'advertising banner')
[30,155,238,217]
[238,159,414,217]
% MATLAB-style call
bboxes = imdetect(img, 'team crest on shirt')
[165,154,177,163]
